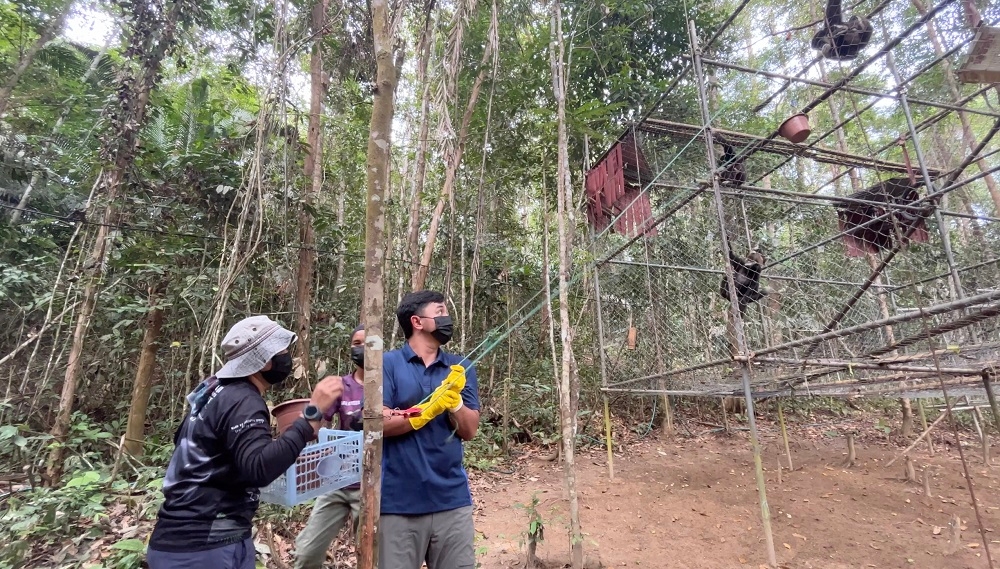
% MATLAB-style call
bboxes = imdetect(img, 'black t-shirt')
[148,379,314,552]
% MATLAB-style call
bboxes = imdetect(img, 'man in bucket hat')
[147,315,344,569]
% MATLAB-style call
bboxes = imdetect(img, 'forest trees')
[45,0,199,483]
[4,0,995,565]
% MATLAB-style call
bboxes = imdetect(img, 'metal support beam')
[755,290,1000,358]
[756,356,986,376]
[702,57,1000,120]
[868,303,1000,356]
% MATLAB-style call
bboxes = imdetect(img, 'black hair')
[397,290,446,338]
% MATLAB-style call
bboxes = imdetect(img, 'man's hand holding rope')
[408,365,467,430]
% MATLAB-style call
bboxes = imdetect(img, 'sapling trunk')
[947,514,961,555]
[845,432,857,468]
[922,467,933,504]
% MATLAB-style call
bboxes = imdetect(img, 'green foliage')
[514,492,545,549]
[103,538,147,569]
[0,470,108,567]
[0,411,167,568]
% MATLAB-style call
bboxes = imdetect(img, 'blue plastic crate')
[260,428,362,507]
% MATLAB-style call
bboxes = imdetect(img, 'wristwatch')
[302,404,323,422]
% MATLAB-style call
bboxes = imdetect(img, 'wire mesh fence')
[588,2,1000,401]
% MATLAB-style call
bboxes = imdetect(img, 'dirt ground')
[468,422,1000,569]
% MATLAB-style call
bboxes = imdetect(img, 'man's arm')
[383,411,414,437]
[449,407,479,441]
[224,399,318,487]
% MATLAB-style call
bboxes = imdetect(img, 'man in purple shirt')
[293,325,366,569]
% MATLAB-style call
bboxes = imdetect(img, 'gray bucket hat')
[215,315,297,379]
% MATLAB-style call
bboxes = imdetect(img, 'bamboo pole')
[778,401,793,471]
[886,411,948,467]
[603,396,614,480]
[690,19,776,567]
[917,399,934,455]
[981,371,1000,439]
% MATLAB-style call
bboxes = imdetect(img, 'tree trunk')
[295,0,330,387]
[357,0,398,564]
[124,283,167,456]
[0,3,72,117]
[550,1,582,565]
[412,65,488,290]
[333,179,346,293]
[901,395,914,439]
[45,0,186,485]
[406,4,436,289]
[413,8,494,291]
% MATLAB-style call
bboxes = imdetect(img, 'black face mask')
[261,352,293,385]
[350,345,364,369]
[430,315,454,345]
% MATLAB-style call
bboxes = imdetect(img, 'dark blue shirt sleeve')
[221,397,314,487]
[383,353,397,408]
[460,362,480,411]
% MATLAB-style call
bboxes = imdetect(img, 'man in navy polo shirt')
[379,290,480,569]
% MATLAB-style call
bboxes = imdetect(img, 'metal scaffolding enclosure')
[591,3,1000,403]
[585,3,1000,565]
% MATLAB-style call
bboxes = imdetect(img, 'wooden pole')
[603,395,615,480]
[981,371,1000,438]
[690,18,776,567]
[972,406,990,465]
[917,399,934,455]
[778,400,793,470]
[886,411,948,467]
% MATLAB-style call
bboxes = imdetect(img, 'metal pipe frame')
[606,258,893,288]
[650,180,1000,224]
[867,303,1000,356]
[592,2,1000,406]
[756,356,988,376]
[795,44,974,360]
[604,358,996,396]
[800,0,955,116]
[603,290,1000,390]
[888,256,1000,294]
[603,373,993,397]
[756,291,1000,357]
[755,79,996,196]
[889,51,966,303]
[709,0,956,173]
[750,0,898,112]
[702,56,1000,120]
[634,106,1000,279]
[638,119,936,174]
[635,133,1000,279]
[811,85,999,195]
[764,164,1000,271]
[740,11,999,192]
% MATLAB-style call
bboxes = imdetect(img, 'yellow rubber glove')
[425,365,466,406]
[409,390,462,430]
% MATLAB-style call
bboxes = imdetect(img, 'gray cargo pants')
[377,505,475,569]
[293,488,361,569]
